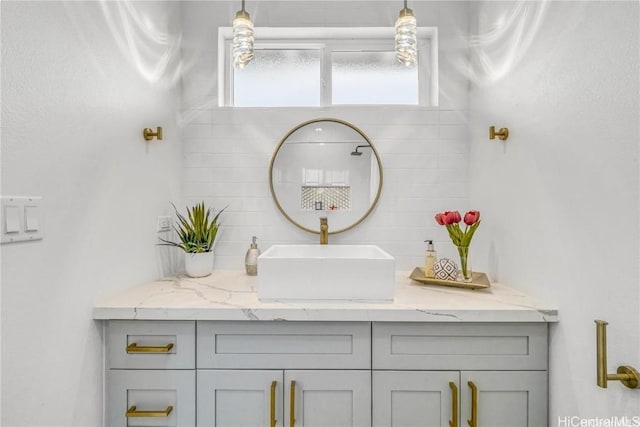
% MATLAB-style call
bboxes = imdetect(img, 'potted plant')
[159,202,226,278]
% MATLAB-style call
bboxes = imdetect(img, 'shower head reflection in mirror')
[350,145,372,156]
[270,118,383,235]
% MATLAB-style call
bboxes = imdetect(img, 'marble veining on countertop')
[93,270,558,322]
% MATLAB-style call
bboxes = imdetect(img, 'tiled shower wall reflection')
[180,1,471,270]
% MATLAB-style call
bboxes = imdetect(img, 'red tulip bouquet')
[434,210,481,281]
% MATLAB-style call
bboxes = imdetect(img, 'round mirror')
[269,118,383,235]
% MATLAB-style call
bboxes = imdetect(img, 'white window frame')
[218,27,438,107]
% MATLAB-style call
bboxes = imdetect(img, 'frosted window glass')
[234,49,321,106]
[332,51,419,105]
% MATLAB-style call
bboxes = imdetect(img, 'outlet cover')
[157,216,172,233]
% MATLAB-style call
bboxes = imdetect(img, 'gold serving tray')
[409,267,491,290]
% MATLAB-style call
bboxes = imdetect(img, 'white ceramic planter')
[184,251,214,278]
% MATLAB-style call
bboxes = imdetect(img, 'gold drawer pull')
[126,343,174,353]
[270,380,277,427]
[467,381,477,427]
[126,405,173,417]
[449,381,458,427]
[290,380,296,427]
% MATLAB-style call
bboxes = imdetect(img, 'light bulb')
[233,10,254,69]
[395,8,417,67]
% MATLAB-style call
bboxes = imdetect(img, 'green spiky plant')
[159,202,226,253]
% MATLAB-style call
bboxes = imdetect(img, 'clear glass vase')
[456,245,472,282]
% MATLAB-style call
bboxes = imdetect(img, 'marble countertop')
[93,271,558,322]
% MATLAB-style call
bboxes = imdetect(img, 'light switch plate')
[1,196,43,243]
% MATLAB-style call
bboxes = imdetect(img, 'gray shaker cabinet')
[105,320,548,427]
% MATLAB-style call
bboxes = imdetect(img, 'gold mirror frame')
[269,118,383,235]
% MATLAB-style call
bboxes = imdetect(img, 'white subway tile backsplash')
[185,182,215,196]
[183,124,214,138]
[185,197,271,213]
[364,124,440,140]
[439,110,469,125]
[208,182,270,198]
[220,211,278,227]
[440,140,469,155]
[331,108,441,125]
[432,182,469,198]
[184,167,215,182]
[182,139,222,154]
[437,155,470,172]
[375,139,441,155]
[180,109,472,268]
[383,154,440,170]
[383,168,441,186]
[184,152,269,168]
[440,125,469,140]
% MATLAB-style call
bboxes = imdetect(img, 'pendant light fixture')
[232,0,254,69]
[395,0,417,67]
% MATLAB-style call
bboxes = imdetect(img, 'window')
[219,28,438,107]
[233,49,322,107]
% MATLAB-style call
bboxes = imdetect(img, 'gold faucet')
[320,217,328,245]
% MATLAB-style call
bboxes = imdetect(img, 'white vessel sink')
[258,244,396,301]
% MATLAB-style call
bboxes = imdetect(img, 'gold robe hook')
[143,126,163,141]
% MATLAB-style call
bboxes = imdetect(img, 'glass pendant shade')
[395,6,417,67]
[232,8,254,69]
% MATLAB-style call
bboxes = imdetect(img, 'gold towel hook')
[595,320,639,389]
[143,126,163,141]
[489,126,509,141]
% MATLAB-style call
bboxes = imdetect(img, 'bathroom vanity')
[94,270,557,427]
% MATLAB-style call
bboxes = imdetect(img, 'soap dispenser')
[245,236,260,276]
[424,240,437,278]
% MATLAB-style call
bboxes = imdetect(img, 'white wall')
[1,2,182,425]
[181,1,472,270]
[469,0,640,421]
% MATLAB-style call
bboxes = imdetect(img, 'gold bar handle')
[270,380,277,427]
[449,381,458,427]
[467,381,477,427]
[126,343,174,353]
[126,405,173,417]
[595,320,639,389]
[595,320,608,387]
[290,380,296,427]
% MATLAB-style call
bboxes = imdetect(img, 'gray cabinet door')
[372,371,459,427]
[460,371,547,427]
[284,370,371,427]
[197,370,283,427]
